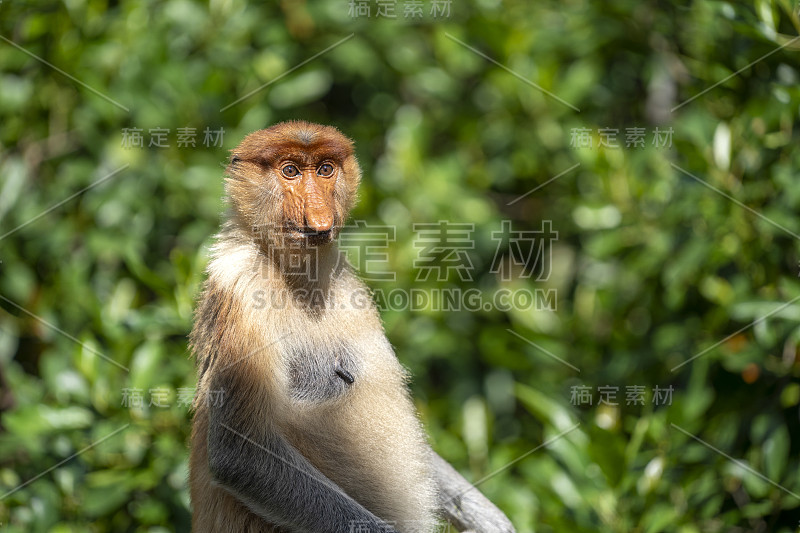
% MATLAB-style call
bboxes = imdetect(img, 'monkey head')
[225,121,361,248]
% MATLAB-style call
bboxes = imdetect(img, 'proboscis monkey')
[189,121,515,533]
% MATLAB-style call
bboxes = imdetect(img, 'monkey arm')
[431,452,516,533]
[206,397,399,533]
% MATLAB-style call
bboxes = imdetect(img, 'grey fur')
[431,453,516,533]
[207,372,399,533]
[286,340,359,403]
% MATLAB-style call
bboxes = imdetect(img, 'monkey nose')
[304,210,334,233]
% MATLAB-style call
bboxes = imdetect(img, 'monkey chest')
[284,342,360,404]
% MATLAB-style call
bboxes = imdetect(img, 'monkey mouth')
[301,229,332,245]
[280,221,337,246]
[286,228,334,246]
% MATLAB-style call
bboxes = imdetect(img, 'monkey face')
[277,160,339,245]
[225,121,362,248]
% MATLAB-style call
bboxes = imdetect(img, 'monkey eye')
[281,164,301,178]
[317,163,335,177]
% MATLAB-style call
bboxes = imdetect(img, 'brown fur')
[189,122,438,532]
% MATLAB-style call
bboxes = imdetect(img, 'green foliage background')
[1,0,800,531]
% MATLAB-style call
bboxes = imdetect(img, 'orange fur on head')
[225,121,361,248]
